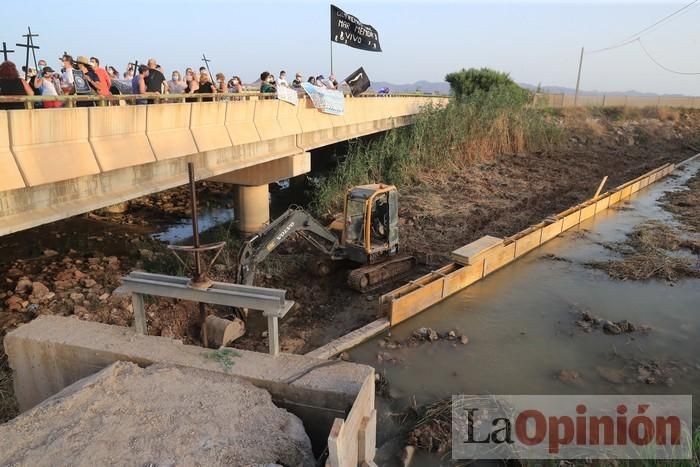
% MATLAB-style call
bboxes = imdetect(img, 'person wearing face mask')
[259,71,276,93]
[168,71,185,94]
[228,76,243,93]
[59,54,75,94]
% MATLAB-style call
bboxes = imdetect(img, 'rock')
[557,369,582,385]
[43,249,59,257]
[460,335,469,345]
[427,329,439,342]
[99,293,110,301]
[6,268,23,279]
[603,321,622,335]
[5,295,23,312]
[615,320,635,333]
[401,445,416,467]
[596,366,626,384]
[30,282,50,300]
[638,324,653,334]
[82,278,97,289]
[139,249,155,261]
[339,352,351,361]
[69,292,85,302]
[448,330,457,339]
[204,316,245,348]
[14,278,33,295]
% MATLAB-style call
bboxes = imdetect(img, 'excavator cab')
[341,184,399,264]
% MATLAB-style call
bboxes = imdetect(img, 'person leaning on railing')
[0,61,34,110]
[33,66,62,108]
[259,71,276,93]
[193,72,217,102]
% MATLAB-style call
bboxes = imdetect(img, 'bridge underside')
[0,96,443,236]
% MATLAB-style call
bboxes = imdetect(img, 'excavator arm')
[235,206,344,286]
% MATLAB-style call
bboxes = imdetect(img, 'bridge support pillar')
[234,184,269,234]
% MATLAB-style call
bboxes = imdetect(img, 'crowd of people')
[0,53,344,109]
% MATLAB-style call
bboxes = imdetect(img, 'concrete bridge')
[0,95,444,236]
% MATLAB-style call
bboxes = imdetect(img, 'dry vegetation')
[589,221,700,282]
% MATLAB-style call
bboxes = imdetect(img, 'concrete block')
[540,219,564,243]
[0,111,25,191]
[254,99,285,140]
[189,101,232,152]
[390,278,445,326]
[4,316,374,420]
[277,100,302,137]
[225,99,260,145]
[146,103,197,160]
[483,242,516,276]
[9,108,100,186]
[89,106,156,172]
[451,235,503,266]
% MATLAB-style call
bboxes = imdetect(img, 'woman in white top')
[34,66,62,108]
[168,71,186,94]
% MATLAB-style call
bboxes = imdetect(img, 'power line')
[588,0,699,54]
[637,38,700,75]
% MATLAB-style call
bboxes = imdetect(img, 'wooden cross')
[128,60,139,73]
[16,26,39,79]
[201,53,213,80]
[1,42,14,61]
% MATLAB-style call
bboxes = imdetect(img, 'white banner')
[276,86,299,106]
[300,83,345,116]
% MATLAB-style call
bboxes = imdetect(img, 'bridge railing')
[0,91,446,109]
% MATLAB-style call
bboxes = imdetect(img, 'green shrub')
[311,83,562,215]
[445,67,529,103]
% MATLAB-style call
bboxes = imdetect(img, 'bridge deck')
[0,95,445,235]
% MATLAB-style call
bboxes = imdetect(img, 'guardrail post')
[268,316,280,356]
[132,293,147,335]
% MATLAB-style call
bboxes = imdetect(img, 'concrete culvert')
[0,361,315,467]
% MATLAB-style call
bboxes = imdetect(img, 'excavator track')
[347,255,416,293]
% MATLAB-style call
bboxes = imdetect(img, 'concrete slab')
[451,235,503,266]
[9,108,100,186]
[0,112,24,191]
[189,101,232,152]
[146,103,197,160]
[89,106,156,171]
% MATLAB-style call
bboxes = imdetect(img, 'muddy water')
[350,160,700,465]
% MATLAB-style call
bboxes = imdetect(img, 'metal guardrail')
[117,271,294,355]
[0,91,446,109]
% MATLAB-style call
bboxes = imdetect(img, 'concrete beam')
[4,315,376,461]
[211,152,311,186]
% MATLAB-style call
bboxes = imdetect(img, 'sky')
[3,1,700,95]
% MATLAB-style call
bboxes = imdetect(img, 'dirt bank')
[0,361,315,466]
[2,108,700,422]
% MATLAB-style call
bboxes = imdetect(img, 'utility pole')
[574,47,584,107]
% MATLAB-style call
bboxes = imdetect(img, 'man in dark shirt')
[144,58,166,94]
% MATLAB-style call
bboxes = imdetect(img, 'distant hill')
[368,80,689,97]
[370,80,451,95]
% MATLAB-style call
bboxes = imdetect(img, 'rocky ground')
[1,107,700,423]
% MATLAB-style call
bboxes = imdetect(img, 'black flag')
[344,67,371,96]
[331,5,382,52]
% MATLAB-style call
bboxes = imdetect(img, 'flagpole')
[330,41,334,76]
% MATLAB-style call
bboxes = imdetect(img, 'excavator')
[235,183,415,292]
